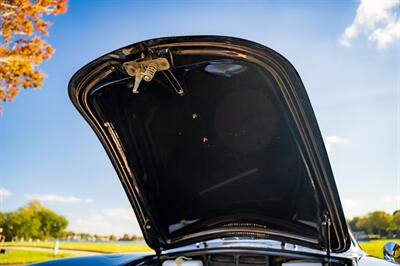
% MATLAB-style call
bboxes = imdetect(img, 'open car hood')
[68,36,350,253]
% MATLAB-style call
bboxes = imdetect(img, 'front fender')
[29,253,153,266]
[357,255,397,266]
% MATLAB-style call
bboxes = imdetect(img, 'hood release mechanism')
[123,57,171,94]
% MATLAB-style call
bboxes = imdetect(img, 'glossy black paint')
[68,36,350,253]
[29,253,152,266]
[28,245,394,266]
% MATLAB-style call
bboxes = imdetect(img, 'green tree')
[78,232,90,240]
[348,216,360,231]
[0,200,68,241]
[356,211,394,236]
[393,211,400,226]
[0,211,22,241]
[393,210,400,235]
[120,233,130,241]
[131,234,140,241]
[64,230,76,239]
[18,201,44,239]
[37,205,68,239]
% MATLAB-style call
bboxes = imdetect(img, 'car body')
[31,36,396,265]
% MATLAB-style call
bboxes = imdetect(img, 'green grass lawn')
[359,239,398,259]
[0,249,72,265]
[3,241,153,253]
[2,239,397,264]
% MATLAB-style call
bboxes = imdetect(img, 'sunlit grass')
[3,241,153,253]
[3,239,398,262]
[359,239,399,259]
[0,249,72,264]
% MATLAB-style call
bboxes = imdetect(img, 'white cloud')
[339,0,400,49]
[0,187,12,197]
[324,136,349,153]
[24,194,94,204]
[84,198,94,203]
[71,214,114,235]
[102,208,134,220]
[69,210,142,236]
[384,194,400,203]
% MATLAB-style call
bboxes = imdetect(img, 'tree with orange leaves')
[0,0,67,111]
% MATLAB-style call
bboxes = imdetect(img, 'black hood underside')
[68,36,350,253]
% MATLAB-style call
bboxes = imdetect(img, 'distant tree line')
[5,201,397,242]
[0,200,143,242]
[63,231,142,242]
[347,210,400,238]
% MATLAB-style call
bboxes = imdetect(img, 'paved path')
[3,246,102,255]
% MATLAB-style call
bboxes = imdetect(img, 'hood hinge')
[322,212,332,262]
[156,246,163,266]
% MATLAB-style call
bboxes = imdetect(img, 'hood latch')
[123,55,184,96]
[123,57,170,94]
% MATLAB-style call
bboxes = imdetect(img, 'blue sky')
[1,0,399,236]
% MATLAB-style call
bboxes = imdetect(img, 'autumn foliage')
[0,0,67,111]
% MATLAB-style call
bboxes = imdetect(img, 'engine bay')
[137,252,351,266]
[162,254,321,266]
